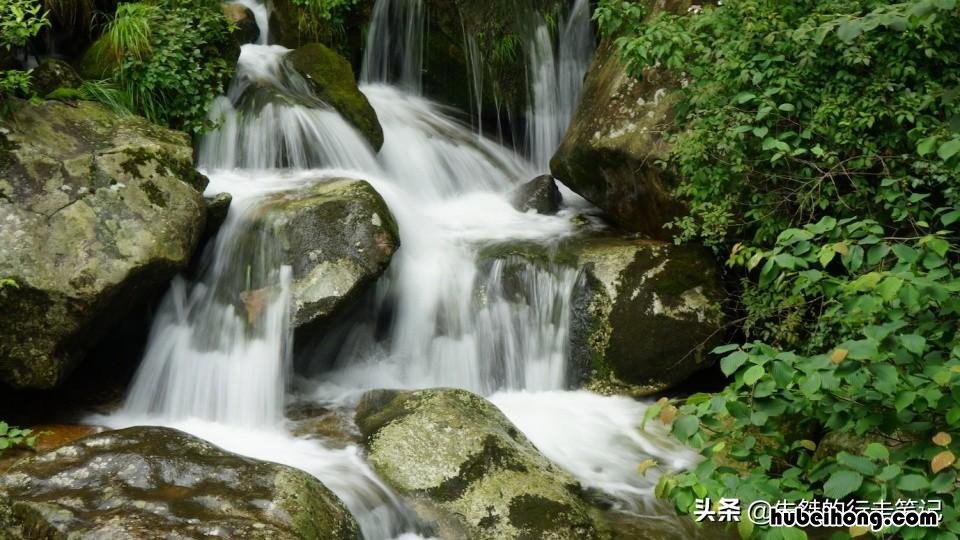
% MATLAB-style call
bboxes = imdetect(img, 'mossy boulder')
[476,232,726,393]
[31,59,82,98]
[0,426,359,539]
[286,43,384,151]
[223,2,260,45]
[550,39,686,239]
[253,178,398,336]
[355,388,609,539]
[0,100,207,389]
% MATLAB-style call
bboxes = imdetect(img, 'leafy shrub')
[0,0,50,107]
[0,421,36,454]
[597,0,960,538]
[89,0,235,133]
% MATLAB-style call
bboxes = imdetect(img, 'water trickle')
[525,0,594,170]
[361,0,425,93]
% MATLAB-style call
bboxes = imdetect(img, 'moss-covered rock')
[476,232,726,393]
[286,43,384,151]
[31,59,82,98]
[550,36,687,239]
[0,426,359,539]
[253,178,398,335]
[0,99,207,389]
[355,388,610,539]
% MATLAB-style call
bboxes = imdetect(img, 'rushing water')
[97,0,699,538]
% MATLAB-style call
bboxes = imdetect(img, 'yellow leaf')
[932,450,956,474]
[637,458,658,476]
[849,525,870,537]
[799,439,817,451]
[834,242,849,256]
[659,405,679,425]
[831,348,849,364]
[932,432,953,447]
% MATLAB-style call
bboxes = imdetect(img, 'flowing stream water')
[97,0,700,537]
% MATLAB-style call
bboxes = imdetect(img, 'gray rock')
[510,174,562,215]
[0,426,359,539]
[204,191,233,241]
[0,100,208,389]
[355,388,609,539]
[253,178,399,333]
[550,37,687,239]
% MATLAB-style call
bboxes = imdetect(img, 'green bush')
[0,421,36,454]
[89,0,236,133]
[597,0,960,538]
[0,0,50,108]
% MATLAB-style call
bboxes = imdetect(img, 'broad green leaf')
[823,470,863,499]
[743,365,765,385]
[896,474,929,491]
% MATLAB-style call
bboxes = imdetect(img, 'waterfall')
[526,0,594,169]
[360,0,425,92]
[99,0,698,537]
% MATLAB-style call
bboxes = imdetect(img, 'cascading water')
[99,0,699,537]
[526,0,594,169]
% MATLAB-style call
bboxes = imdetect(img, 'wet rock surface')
[254,178,399,335]
[550,39,687,239]
[355,388,609,539]
[0,100,207,389]
[510,174,563,215]
[222,2,260,45]
[0,426,359,539]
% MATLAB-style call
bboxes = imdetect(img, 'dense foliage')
[87,0,236,132]
[598,0,960,538]
[0,0,49,107]
[286,0,364,46]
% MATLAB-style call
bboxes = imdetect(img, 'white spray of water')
[361,0,424,93]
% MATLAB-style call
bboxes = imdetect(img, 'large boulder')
[0,426,359,539]
[550,39,686,239]
[253,178,399,335]
[286,43,384,151]
[476,232,726,393]
[355,388,609,539]
[0,100,207,389]
[510,174,563,215]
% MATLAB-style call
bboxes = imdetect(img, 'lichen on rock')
[355,388,609,539]
[0,99,208,389]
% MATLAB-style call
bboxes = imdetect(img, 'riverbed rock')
[0,100,208,389]
[510,174,563,215]
[31,58,82,98]
[286,43,384,151]
[355,388,609,539]
[0,426,359,539]
[476,233,725,393]
[254,178,399,336]
[223,2,260,45]
[550,39,686,239]
[566,235,725,393]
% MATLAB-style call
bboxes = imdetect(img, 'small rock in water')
[510,174,563,215]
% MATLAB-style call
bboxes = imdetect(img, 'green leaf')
[938,138,960,161]
[838,452,878,476]
[672,415,700,440]
[823,470,863,499]
[918,136,940,156]
[743,365,765,385]
[863,443,889,461]
[900,334,926,355]
[896,474,930,491]
[836,20,862,42]
[895,391,916,412]
[720,350,749,376]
